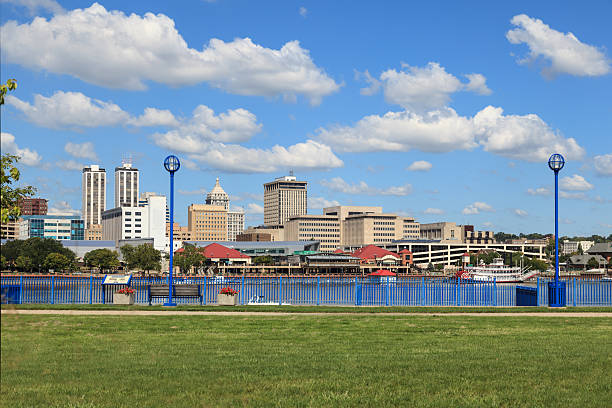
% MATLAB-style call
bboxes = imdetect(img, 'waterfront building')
[114,161,139,207]
[187,204,227,241]
[82,165,106,229]
[264,175,307,227]
[19,215,84,240]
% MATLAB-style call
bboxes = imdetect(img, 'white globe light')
[548,153,565,171]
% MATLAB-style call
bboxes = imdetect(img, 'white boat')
[462,258,540,283]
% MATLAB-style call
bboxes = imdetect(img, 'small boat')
[458,258,539,283]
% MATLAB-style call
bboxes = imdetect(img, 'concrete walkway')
[2,310,612,317]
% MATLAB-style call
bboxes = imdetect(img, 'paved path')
[2,310,611,317]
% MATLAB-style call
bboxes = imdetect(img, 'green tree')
[525,258,548,271]
[43,252,73,273]
[84,249,120,273]
[120,245,137,271]
[134,244,162,273]
[577,243,584,255]
[0,79,17,105]
[1,154,37,224]
[15,255,33,272]
[174,244,205,275]
[252,255,273,265]
[1,255,6,271]
[587,257,600,269]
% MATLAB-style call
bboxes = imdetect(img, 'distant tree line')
[1,237,77,273]
[494,232,611,244]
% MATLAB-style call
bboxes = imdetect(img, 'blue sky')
[1,0,611,236]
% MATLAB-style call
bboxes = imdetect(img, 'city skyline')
[1,1,611,236]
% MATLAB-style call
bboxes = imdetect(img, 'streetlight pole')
[548,153,565,307]
[163,155,180,306]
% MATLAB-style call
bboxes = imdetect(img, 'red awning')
[368,269,396,276]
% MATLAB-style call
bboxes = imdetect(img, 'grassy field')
[3,303,612,313]
[2,314,611,408]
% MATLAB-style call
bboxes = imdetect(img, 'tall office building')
[82,165,106,229]
[264,175,307,227]
[115,161,139,207]
[188,204,227,241]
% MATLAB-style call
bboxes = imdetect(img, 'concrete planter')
[114,293,135,305]
[217,293,238,306]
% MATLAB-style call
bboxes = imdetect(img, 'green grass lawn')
[3,303,612,313]
[2,314,611,408]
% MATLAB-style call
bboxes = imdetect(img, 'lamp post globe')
[163,154,180,306]
[164,155,180,173]
[548,153,565,172]
[548,152,566,307]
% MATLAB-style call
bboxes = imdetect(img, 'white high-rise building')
[115,161,139,207]
[264,175,307,227]
[82,165,106,229]
[102,193,168,251]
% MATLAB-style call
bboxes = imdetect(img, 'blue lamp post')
[548,153,566,307]
[163,155,180,306]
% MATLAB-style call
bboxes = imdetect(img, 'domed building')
[203,177,244,241]
[205,178,229,210]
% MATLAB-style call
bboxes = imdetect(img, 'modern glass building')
[20,215,85,240]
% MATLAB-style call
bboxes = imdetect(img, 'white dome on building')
[205,177,229,210]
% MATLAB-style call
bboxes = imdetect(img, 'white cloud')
[309,197,340,209]
[7,91,129,128]
[245,203,264,214]
[177,188,207,195]
[464,73,492,95]
[318,105,584,162]
[317,107,477,153]
[153,105,262,147]
[1,3,340,104]
[179,159,200,171]
[360,62,491,111]
[462,201,494,215]
[182,140,343,173]
[299,7,307,17]
[1,132,42,166]
[56,159,84,171]
[482,222,494,228]
[321,177,412,196]
[473,106,585,162]
[48,200,80,216]
[514,208,528,217]
[407,160,432,172]
[128,108,179,127]
[2,0,65,15]
[423,208,444,215]
[559,191,586,200]
[527,187,551,196]
[594,154,612,176]
[506,14,610,77]
[560,174,593,191]
[64,142,98,160]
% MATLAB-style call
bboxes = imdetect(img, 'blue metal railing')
[1,275,611,307]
